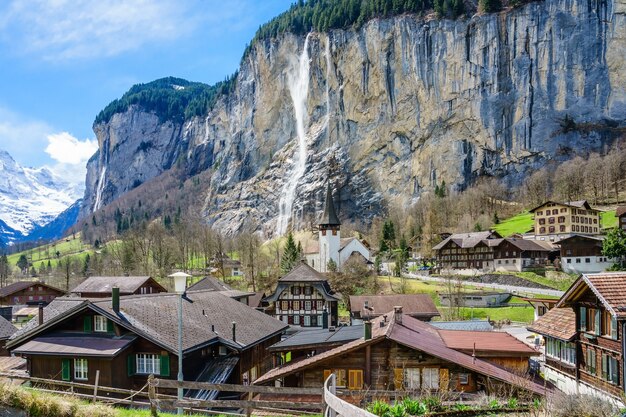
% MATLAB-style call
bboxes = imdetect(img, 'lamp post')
[168,272,191,415]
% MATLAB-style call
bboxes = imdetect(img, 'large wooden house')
[557,235,613,274]
[8,290,288,391]
[71,276,167,298]
[433,231,501,274]
[263,262,341,328]
[0,281,65,305]
[528,272,626,401]
[255,307,544,398]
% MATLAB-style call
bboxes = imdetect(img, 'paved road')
[404,272,565,298]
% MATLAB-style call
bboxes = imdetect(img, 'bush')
[368,400,391,417]
[402,397,427,415]
[548,393,619,417]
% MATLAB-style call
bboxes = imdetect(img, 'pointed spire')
[319,182,341,227]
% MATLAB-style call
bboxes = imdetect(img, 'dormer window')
[94,315,108,332]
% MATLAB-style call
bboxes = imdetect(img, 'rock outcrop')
[81,0,626,237]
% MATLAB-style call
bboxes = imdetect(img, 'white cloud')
[0,106,51,164]
[0,0,202,61]
[45,132,98,165]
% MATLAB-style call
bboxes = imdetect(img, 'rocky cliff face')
[82,0,626,237]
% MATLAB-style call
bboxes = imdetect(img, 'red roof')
[527,308,577,341]
[557,272,626,318]
[437,330,537,355]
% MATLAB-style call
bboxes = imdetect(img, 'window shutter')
[323,369,331,382]
[107,319,114,333]
[83,316,92,332]
[393,368,404,390]
[580,307,586,331]
[602,354,607,380]
[439,368,449,391]
[595,310,601,335]
[611,316,617,339]
[160,354,170,377]
[61,359,70,381]
[127,354,136,377]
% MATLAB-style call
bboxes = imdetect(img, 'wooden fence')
[324,374,376,417]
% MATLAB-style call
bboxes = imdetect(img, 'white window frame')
[404,368,421,389]
[304,301,312,311]
[303,316,311,327]
[74,358,88,380]
[136,353,160,375]
[422,368,439,390]
[293,315,300,325]
[94,315,108,332]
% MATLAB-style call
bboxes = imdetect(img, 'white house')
[304,184,371,272]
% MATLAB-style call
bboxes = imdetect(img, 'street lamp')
[168,271,191,415]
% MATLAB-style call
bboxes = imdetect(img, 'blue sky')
[0,0,293,186]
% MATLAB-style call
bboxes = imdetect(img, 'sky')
[0,0,293,187]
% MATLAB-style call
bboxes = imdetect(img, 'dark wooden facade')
[436,241,494,270]
[559,236,604,258]
[77,278,166,298]
[0,283,65,305]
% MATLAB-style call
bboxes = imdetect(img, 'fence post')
[328,373,336,417]
[148,374,158,417]
[245,390,253,417]
[93,370,100,403]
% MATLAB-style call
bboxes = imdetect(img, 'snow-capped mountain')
[0,150,82,244]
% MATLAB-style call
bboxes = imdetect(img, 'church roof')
[319,183,340,227]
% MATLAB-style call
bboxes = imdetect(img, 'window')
[586,349,596,375]
[585,258,591,263]
[348,370,364,389]
[552,209,558,215]
[94,315,108,332]
[404,368,421,389]
[292,286,301,295]
[136,353,161,375]
[422,368,439,389]
[74,358,88,380]
[304,286,312,295]
[549,226,555,233]
[219,346,228,356]
[303,316,311,326]
[602,311,618,339]
[323,369,347,387]
[539,218,545,225]
[458,373,469,385]
[548,217,555,224]
[281,301,289,311]
[586,308,599,334]
[576,258,581,263]
[560,225,566,232]
[304,301,312,310]
[537,211,543,215]
[293,300,300,310]
[602,354,619,385]
[540,227,546,234]
[293,315,300,325]
[316,300,324,310]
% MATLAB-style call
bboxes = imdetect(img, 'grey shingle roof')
[0,316,16,340]
[10,297,87,341]
[279,263,328,282]
[430,320,493,332]
[187,276,235,292]
[72,276,165,294]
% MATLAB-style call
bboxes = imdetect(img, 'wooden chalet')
[491,238,555,272]
[528,272,626,400]
[7,290,288,392]
[263,262,341,328]
[0,281,65,305]
[433,231,501,273]
[71,276,167,298]
[557,235,613,274]
[349,294,439,324]
[255,307,544,398]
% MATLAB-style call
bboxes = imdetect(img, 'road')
[404,272,565,298]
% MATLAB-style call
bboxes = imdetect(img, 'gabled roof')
[13,334,136,357]
[529,200,596,213]
[555,234,605,244]
[319,183,340,226]
[616,206,626,218]
[279,262,328,282]
[254,312,548,396]
[349,294,439,318]
[437,330,537,356]
[186,277,254,299]
[8,291,288,355]
[504,238,555,252]
[527,308,577,341]
[432,231,501,251]
[557,272,626,318]
[0,281,65,298]
[71,276,166,295]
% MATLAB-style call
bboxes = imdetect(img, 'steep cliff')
[82,0,626,237]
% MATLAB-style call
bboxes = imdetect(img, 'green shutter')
[595,310,601,335]
[580,307,587,331]
[160,354,170,377]
[83,316,92,332]
[127,354,136,377]
[602,354,608,380]
[61,359,70,381]
[611,316,618,339]
[107,319,114,333]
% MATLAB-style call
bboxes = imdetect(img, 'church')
[304,184,371,272]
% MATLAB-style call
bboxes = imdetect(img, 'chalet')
[187,276,254,304]
[433,231,501,274]
[0,281,65,305]
[8,290,288,391]
[304,184,371,273]
[263,262,341,328]
[492,238,555,272]
[617,206,626,231]
[529,200,601,241]
[71,276,167,298]
[349,294,439,324]
[528,272,626,402]
[254,307,544,398]
[556,235,613,274]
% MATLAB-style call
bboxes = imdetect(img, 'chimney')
[112,287,120,313]
[38,303,44,326]
[322,307,329,330]
[364,321,372,340]
[232,321,236,343]
[394,306,403,324]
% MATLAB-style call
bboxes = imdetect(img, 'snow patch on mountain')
[0,149,82,240]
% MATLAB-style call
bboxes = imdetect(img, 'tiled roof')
[582,272,626,318]
[349,294,439,318]
[13,335,136,357]
[279,263,328,282]
[71,276,165,294]
[0,316,16,340]
[0,281,64,298]
[616,206,626,218]
[437,330,537,355]
[255,312,548,396]
[527,308,577,341]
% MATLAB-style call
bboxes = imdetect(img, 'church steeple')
[319,183,341,228]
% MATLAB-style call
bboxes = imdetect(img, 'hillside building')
[529,200,601,241]
[557,234,614,274]
[0,281,65,306]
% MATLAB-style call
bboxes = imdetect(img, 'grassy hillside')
[601,209,617,229]
[492,211,534,236]
[7,233,93,267]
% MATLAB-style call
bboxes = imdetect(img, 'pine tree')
[280,232,300,274]
[17,254,28,272]
[479,0,502,13]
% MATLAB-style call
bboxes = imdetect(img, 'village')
[0,188,623,417]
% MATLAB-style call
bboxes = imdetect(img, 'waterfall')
[93,166,107,212]
[275,33,312,237]
[324,35,332,132]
